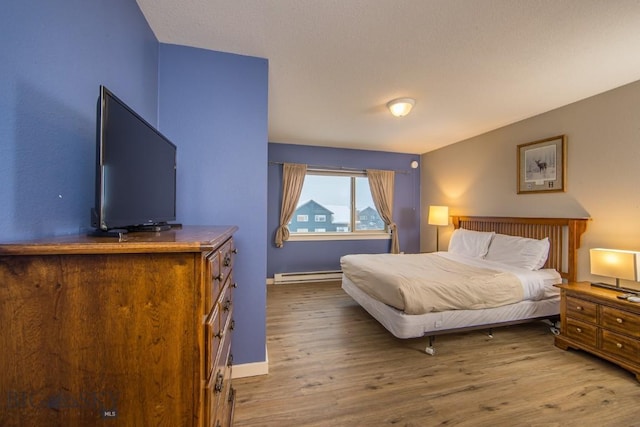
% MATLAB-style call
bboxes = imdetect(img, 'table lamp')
[590,248,640,292]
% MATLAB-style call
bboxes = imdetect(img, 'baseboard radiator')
[273,270,342,284]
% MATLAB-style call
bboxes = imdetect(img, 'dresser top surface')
[557,281,640,311]
[0,225,238,255]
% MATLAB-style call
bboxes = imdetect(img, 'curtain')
[275,163,307,248]
[366,169,399,254]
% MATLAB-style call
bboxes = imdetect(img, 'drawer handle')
[223,299,232,312]
[215,330,224,339]
[230,319,235,330]
[214,372,224,393]
[575,306,583,311]
[616,343,623,349]
[215,273,225,281]
[616,318,623,324]
[232,282,238,289]
[232,248,238,254]
[576,327,582,333]
[228,353,234,367]
[224,255,232,267]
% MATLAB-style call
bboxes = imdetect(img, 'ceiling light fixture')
[387,98,415,117]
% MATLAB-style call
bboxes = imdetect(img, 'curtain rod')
[268,161,412,174]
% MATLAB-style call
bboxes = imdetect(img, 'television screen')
[92,86,177,232]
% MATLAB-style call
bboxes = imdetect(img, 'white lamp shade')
[387,98,415,117]
[590,248,640,281]
[428,205,449,226]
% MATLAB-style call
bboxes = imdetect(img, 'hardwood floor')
[233,281,640,427]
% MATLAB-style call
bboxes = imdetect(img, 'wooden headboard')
[451,216,589,283]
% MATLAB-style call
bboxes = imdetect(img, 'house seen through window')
[289,170,386,234]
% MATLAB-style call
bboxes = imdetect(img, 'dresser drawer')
[205,250,223,315]
[205,368,226,427]
[219,239,236,284]
[565,317,597,348]
[217,364,234,427]
[205,304,222,381]
[601,329,640,363]
[226,386,236,427]
[601,306,640,338]
[219,280,234,332]
[211,334,233,427]
[566,296,597,324]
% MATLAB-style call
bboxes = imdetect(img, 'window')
[290,169,388,240]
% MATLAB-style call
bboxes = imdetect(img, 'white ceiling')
[136,0,640,154]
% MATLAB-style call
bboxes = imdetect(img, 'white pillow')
[448,228,495,258]
[485,234,550,270]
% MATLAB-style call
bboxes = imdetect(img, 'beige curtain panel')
[366,169,399,254]
[275,163,307,248]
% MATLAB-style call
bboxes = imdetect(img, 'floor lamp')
[428,205,449,252]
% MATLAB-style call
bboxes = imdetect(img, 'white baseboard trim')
[232,346,269,379]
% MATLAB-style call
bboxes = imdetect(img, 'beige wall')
[420,79,640,284]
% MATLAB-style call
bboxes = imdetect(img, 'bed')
[341,216,589,354]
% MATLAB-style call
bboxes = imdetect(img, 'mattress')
[340,252,561,315]
[342,275,560,339]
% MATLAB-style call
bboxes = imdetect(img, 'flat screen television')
[91,85,177,235]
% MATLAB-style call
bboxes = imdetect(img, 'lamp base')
[591,282,639,294]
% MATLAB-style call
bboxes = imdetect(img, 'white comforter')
[340,252,561,315]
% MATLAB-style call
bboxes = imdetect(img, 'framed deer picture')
[517,135,566,194]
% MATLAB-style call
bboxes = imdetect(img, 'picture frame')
[517,135,566,194]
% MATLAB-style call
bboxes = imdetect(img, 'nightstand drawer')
[601,329,640,363]
[601,306,640,338]
[566,296,597,324]
[565,317,597,348]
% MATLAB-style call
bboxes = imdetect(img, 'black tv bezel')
[92,85,177,233]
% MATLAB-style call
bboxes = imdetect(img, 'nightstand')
[555,282,640,381]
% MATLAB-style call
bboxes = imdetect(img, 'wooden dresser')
[555,282,640,381]
[0,226,237,426]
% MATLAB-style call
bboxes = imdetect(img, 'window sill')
[288,232,391,242]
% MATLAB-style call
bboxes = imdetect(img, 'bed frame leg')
[425,336,435,355]
[543,317,561,335]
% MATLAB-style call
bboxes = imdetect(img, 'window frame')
[288,168,390,242]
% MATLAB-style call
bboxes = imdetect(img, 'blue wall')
[1,0,158,240]
[158,44,269,365]
[268,143,421,277]
[2,3,269,366]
